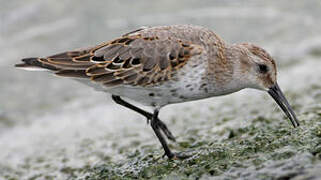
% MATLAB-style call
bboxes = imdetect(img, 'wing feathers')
[16,27,204,88]
[86,64,110,75]
[55,70,89,78]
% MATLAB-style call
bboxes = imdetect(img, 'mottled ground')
[0,0,320,179]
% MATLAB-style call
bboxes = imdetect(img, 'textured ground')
[0,0,320,179]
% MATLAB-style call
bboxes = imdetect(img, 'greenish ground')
[68,86,321,180]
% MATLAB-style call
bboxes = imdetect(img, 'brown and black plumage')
[15,24,299,159]
[16,25,203,88]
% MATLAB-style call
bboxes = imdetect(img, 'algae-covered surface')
[0,0,321,179]
[84,104,321,179]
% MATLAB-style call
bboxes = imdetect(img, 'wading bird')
[16,25,299,159]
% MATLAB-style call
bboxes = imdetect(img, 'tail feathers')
[15,58,59,71]
[15,57,91,78]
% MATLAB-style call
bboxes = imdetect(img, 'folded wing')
[16,28,204,88]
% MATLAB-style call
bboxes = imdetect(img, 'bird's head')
[232,43,299,127]
[238,43,277,90]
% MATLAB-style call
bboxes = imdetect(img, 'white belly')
[106,59,210,107]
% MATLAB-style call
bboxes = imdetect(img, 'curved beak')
[268,83,300,127]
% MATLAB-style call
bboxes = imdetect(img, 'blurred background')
[0,0,320,179]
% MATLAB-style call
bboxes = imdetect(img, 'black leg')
[111,95,175,141]
[150,109,175,159]
[111,95,192,159]
[149,109,192,159]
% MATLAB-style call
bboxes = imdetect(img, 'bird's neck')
[206,44,250,95]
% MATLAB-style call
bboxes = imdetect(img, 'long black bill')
[268,83,300,128]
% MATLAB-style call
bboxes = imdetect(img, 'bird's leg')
[111,95,176,141]
[112,95,192,159]
[150,109,192,159]
[150,108,176,159]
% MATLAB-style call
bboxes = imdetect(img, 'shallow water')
[0,0,320,179]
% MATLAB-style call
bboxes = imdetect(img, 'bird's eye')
[258,64,269,73]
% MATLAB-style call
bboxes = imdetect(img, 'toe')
[164,151,193,160]
[172,152,192,160]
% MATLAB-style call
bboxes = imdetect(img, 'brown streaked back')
[15,25,205,88]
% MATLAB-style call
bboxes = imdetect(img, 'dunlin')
[16,25,299,159]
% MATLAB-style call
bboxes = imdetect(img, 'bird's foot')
[163,151,193,160]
